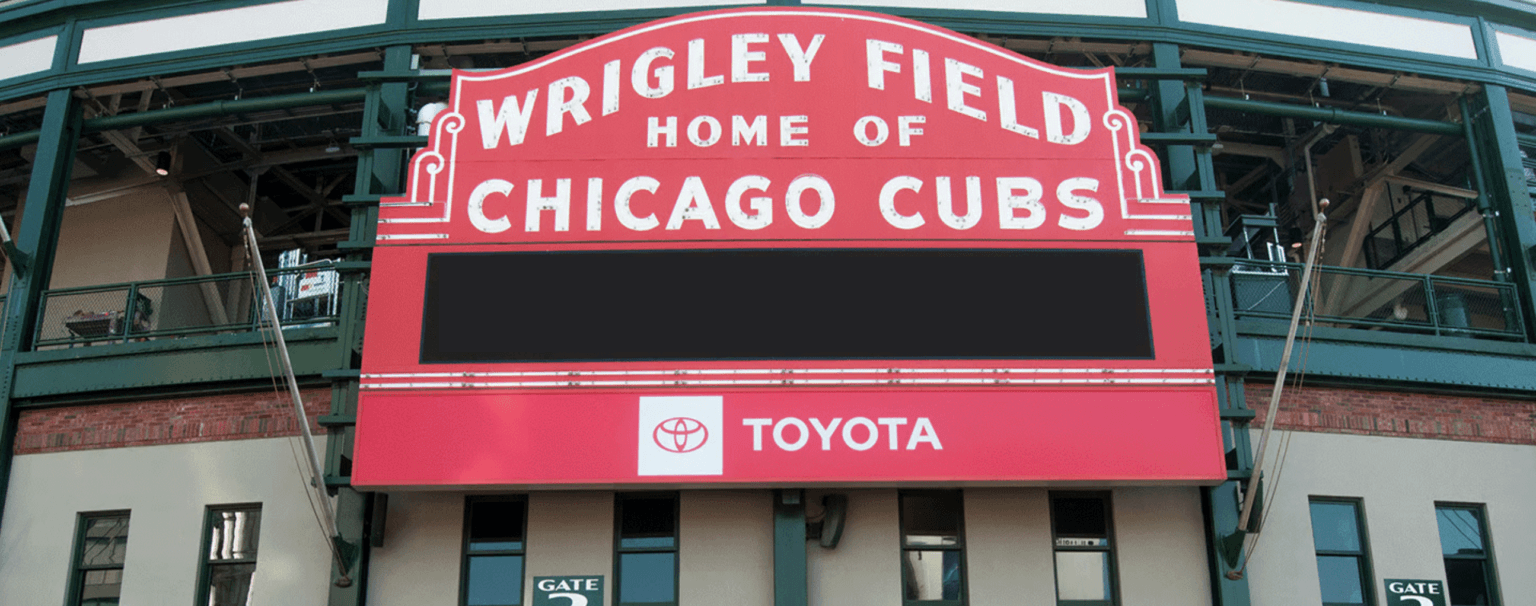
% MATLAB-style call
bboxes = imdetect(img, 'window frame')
[1434,502,1501,606]
[195,503,263,606]
[1048,491,1119,606]
[65,509,131,606]
[897,489,968,606]
[612,491,680,606]
[460,494,530,606]
[1308,496,1376,606]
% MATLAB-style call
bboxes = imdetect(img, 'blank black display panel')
[420,249,1152,362]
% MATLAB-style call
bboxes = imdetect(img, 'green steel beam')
[9,331,340,398]
[1234,330,1536,392]
[1475,85,1536,342]
[0,88,79,527]
[327,44,413,606]
[773,490,809,606]
[1462,98,1508,282]
[0,83,1469,158]
[83,88,366,132]
[0,87,368,153]
[1151,43,1253,606]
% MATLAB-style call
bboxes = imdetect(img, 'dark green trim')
[1170,0,1488,66]
[1202,482,1250,606]
[0,87,79,534]
[1476,86,1536,341]
[1433,502,1502,606]
[1307,497,1376,606]
[460,494,529,606]
[1233,317,1536,356]
[1368,0,1536,35]
[613,491,681,606]
[195,503,263,606]
[1234,328,1536,391]
[326,45,413,606]
[63,0,384,70]
[1048,491,1118,606]
[773,490,808,606]
[64,510,131,606]
[898,489,967,606]
[14,3,1536,103]
[0,26,63,85]
[10,329,338,398]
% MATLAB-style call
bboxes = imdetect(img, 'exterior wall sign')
[1384,580,1445,606]
[353,7,1224,489]
[533,577,604,606]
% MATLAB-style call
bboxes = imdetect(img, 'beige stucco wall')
[1115,486,1213,606]
[964,487,1212,606]
[964,488,1056,605]
[807,488,900,606]
[1246,430,1536,606]
[0,437,334,605]
[367,492,464,606]
[525,491,616,606]
[680,490,773,606]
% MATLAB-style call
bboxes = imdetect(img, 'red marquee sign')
[353,8,1224,489]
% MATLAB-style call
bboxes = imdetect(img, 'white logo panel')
[638,396,723,476]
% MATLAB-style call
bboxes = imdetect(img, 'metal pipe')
[85,88,366,132]
[0,130,40,151]
[1204,95,1462,136]
[1236,204,1328,539]
[0,88,367,152]
[240,204,348,580]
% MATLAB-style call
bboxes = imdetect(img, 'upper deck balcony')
[0,14,1533,398]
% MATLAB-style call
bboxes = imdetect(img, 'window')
[1309,498,1373,606]
[614,493,678,606]
[198,505,262,606]
[67,511,130,606]
[1050,492,1117,606]
[1436,504,1500,606]
[462,496,528,606]
[900,490,966,604]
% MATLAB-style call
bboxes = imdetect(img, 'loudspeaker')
[819,494,847,549]
[369,493,389,548]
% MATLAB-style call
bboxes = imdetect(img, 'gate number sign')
[533,576,604,606]
[1385,579,1445,606]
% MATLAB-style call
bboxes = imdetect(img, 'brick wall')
[14,389,329,455]
[1245,383,1536,445]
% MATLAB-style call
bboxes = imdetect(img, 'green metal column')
[0,88,81,526]
[774,490,808,606]
[1147,43,1254,606]
[324,44,415,605]
[1470,85,1536,342]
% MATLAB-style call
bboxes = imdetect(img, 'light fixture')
[325,139,342,153]
[154,151,171,176]
[1286,227,1305,249]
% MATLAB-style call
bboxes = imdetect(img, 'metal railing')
[1230,260,1525,341]
[1362,187,1476,270]
[33,264,340,349]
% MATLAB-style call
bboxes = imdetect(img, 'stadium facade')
[0,1,1532,606]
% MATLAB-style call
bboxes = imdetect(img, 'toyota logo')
[653,417,709,453]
